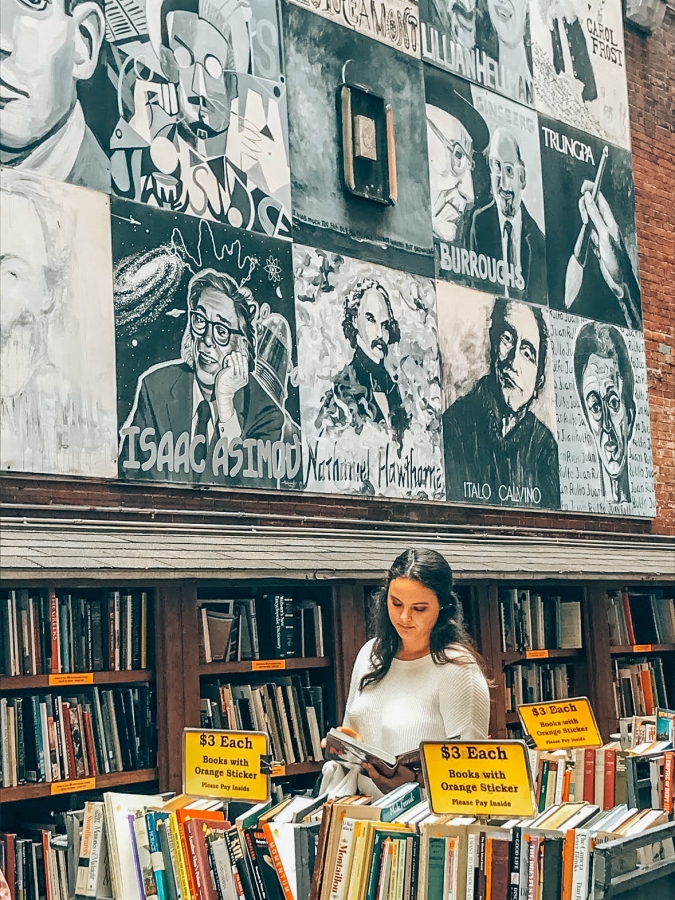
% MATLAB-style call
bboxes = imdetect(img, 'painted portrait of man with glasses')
[120,268,284,478]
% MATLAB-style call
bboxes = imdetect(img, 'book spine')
[225,828,256,900]
[262,824,294,900]
[147,814,170,900]
[243,828,268,900]
[158,817,180,900]
[583,748,595,803]
[185,819,217,900]
[509,827,521,900]
[50,589,60,675]
[168,814,191,900]
[663,751,675,813]
[621,592,636,644]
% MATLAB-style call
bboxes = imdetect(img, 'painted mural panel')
[284,4,434,275]
[531,0,630,150]
[420,0,534,106]
[294,245,445,499]
[105,0,291,237]
[551,310,655,517]
[114,199,302,488]
[284,0,421,57]
[437,282,560,508]
[427,67,547,305]
[0,0,110,191]
[0,169,118,476]
[540,116,640,331]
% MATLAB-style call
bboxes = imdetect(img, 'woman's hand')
[321,725,364,749]
[362,760,416,794]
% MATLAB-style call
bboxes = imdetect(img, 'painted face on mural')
[581,353,632,479]
[494,301,540,414]
[355,288,393,364]
[447,0,476,48]
[190,287,245,387]
[487,0,527,48]
[162,11,238,141]
[0,191,51,332]
[427,106,475,243]
[0,0,104,156]
[489,128,525,219]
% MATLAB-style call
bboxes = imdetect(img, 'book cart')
[1,574,674,896]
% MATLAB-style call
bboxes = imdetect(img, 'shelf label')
[271,765,285,777]
[525,650,550,660]
[517,696,601,751]
[51,777,95,795]
[251,660,286,671]
[632,645,652,653]
[49,673,94,686]
[421,740,535,817]
[183,728,271,803]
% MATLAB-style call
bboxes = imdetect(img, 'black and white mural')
[294,246,445,499]
[540,116,641,330]
[114,199,302,488]
[284,5,434,275]
[0,169,118,475]
[551,311,655,516]
[531,0,631,150]
[437,282,559,508]
[428,68,546,305]
[421,0,534,106]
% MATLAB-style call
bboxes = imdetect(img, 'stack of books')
[611,657,669,717]
[200,677,325,765]
[606,589,675,646]
[499,590,582,653]
[505,663,571,710]
[199,596,325,664]
[0,588,149,675]
[0,685,156,787]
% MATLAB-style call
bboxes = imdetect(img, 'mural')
[294,246,445,499]
[114,199,302,488]
[284,4,434,275]
[0,0,110,191]
[105,0,292,236]
[437,283,559,508]
[0,1,655,517]
[420,0,534,106]
[551,311,655,517]
[531,0,631,150]
[285,0,422,57]
[428,68,546,304]
[0,169,117,476]
[539,116,641,330]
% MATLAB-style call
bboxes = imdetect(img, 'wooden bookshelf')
[198,657,331,675]
[0,767,159,804]
[500,648,584,665]
[609,644,675,655]
[0,669,155,691]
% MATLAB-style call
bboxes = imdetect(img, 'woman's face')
[387,577,441,651]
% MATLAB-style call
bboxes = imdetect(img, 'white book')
[103,793,164,900]
[209,836,239,900]
[378,838,394,900]
[39,699,52,784]
[201,607,212,663]
[465,832,476,900]
[267,821,300,900]
[329,818,358,900]
[86,802,110,898]
[76,801,96,897]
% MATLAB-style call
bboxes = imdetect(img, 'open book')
[324,729,457,776]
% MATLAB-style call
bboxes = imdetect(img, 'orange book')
[562,768,572,803]
[622,592,636,644]
[263,821,294,900]
[639,668,655,715]
[561,828,576,900]
[175,807,226,899]
[663,751,674,813]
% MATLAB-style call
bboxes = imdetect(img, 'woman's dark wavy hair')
[360,548,486,692]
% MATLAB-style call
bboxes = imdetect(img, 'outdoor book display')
[2,578,674,891]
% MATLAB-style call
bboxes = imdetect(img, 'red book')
[42,830,53,900]
[583,747,596,803]
[82,709,98,777]
[603,746,617,810]
[176,807,226,900]
[639,668,655,715]
[49,589,60,675]
[622,591,636,644]
[663,751,674,813]
[1,832,17,900]
[184,818,227,900]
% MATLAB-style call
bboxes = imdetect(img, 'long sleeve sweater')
[343,639,491,757]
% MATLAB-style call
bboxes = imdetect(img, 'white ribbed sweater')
[343,639,491,757]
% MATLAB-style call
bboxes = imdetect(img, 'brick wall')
[625,12,675,534]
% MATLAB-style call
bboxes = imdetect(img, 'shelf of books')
[0,584,158,805]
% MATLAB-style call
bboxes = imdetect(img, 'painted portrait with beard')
[420,0,534,107]
[0,169,117,475]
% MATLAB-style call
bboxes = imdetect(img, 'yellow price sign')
[518,697,601,751]
[421,740,535,817]
[183,729,271,803]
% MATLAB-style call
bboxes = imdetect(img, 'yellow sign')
[182,729,270,803]
[49,673,94,686]
[51,777,95,795]
[421,740,535,817]
[518,697,602,751]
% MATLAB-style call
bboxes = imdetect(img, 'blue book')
[146,810,172,900]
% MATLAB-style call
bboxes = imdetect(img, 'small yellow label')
[518,697,602,751]
[422,741,535,818]
[252,660,287,671]
[183,729,270,803]
[632,644,652,653]
[271,765,285,777]
[51,777,95,795]
[525,650,550,660]
[49,673,94,686]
